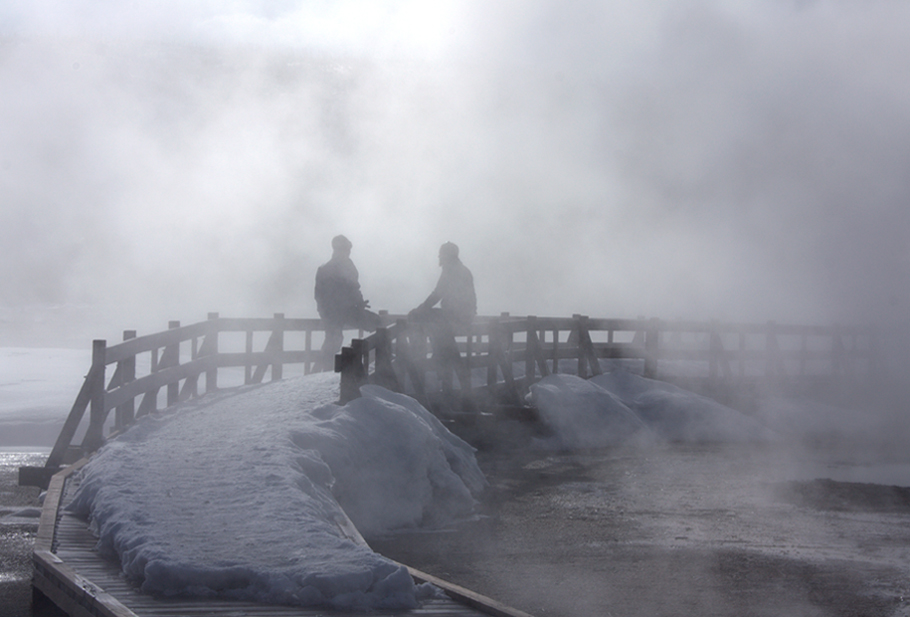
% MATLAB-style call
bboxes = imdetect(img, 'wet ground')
[370,427,910,617]
[0,450,65,617]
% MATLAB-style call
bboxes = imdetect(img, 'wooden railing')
[337,314,878,409]
[20,312,378,487]
[19,312,876,488]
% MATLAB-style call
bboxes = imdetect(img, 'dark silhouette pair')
[314,237,476,372]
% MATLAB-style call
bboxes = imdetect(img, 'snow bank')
[527,374,653,449]
[291,385,486,537]
[593,370,776,443]
[528,371,775,448]
[66,372,484,610]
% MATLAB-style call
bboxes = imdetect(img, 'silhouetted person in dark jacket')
[315,235,379,369]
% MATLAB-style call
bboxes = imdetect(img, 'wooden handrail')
[336,315,877,411]
[35,312,360,479]
[20,311,876,488]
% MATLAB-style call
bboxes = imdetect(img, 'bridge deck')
[35,463,527,617]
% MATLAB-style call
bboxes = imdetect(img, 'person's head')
[331,235,352,256]
[438,241,459,266]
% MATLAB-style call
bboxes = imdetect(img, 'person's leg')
[320,324,344,371]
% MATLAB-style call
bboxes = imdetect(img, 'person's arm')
[410,273,443,317]
[417,289,441,312]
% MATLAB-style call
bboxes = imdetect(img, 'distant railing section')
[19,311,876,488]
[337,314,878,408]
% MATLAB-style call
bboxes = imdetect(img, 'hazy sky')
[3,0,910,341]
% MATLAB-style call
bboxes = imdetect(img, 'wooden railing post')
[487,318,519,403]
[395,319,409,385]
[524,316,550,391]
[500,313,513,373]
[337,340,366,403]
[165,321,180,406]
[573,315,585,378]
[272,313,285,381]
[373,327,399,390]
[249,314,287,384]
[765,321,782,379]
[551,326,560,374]
[114,330,137,430]
[632,315,646,347]
[82,340,107,452]
[204,312,219,392]
[524,317,535,391]
[575,315,602,378]
[487,318,499,388]
[707,321,727,382]
[644,318,660,379]
[396,319,429,404]
[245,329,254,384]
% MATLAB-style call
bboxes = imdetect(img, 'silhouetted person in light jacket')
[409,242,476,390]
[410,242,477,329]
[315,235,379,369]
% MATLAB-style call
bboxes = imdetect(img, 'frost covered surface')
[66,372,485,610]
[293,385,487,537]
[529,371,776,448]
[526,374,653,449]
[593,371,777,443]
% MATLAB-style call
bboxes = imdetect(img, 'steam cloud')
[3,0,910,342]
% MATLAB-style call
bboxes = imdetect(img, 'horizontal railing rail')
[22,312,392,487]
[337,314,878,410]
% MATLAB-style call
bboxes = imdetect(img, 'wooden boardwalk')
[34,460,532,617]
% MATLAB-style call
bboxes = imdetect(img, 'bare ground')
[0,452,66,617]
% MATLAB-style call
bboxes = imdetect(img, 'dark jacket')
[314,256,365,326]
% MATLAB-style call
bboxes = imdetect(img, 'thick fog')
[3,0,910,344]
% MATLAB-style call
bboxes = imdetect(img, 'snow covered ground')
[65,373,485,610]
[3,347,910,610]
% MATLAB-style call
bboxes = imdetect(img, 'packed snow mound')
[592,370,776,443]
[527,371,775,448]
[527,374,653,449]
[66,372,484,610]
[290,385,487,537]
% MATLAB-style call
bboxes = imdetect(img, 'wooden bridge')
[18,311,875,617]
